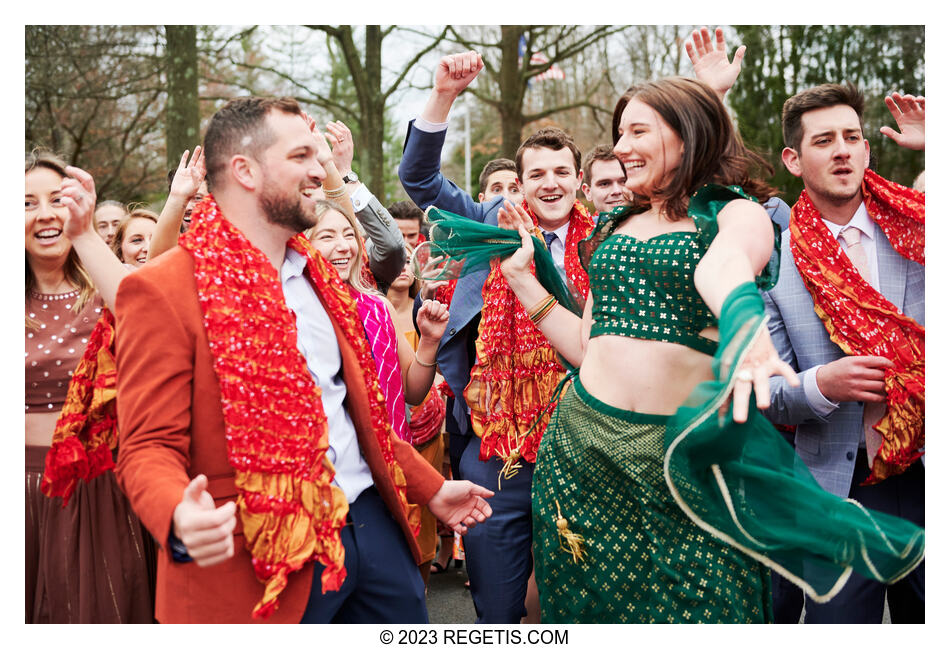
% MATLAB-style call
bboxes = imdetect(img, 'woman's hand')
[417,299,450,342]
[729,327,800,423]
[325,120,355,175]
[59,165,98,241]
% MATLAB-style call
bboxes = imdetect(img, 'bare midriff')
[579,330,717,416]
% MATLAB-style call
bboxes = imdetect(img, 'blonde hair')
[25,150,96,329]
[305,199,376,295]
[110,209,159,262]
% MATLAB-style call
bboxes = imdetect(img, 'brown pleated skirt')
[25,445,157,623]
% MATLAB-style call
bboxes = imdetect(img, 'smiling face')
[613,98,683,200]
[118,216,156,267]
[310,208,359,279]
[396,218,422,249]
[582,158,628,214]
[479,169,523,205]
[519,147,581,230]
[25,166,71,267]
[256,111,327,233]
[782,104,869,212]
[182,180,208,229]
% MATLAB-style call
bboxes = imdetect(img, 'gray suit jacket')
[763,225,924,497]
[356,192,406,288]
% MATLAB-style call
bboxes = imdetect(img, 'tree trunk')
[498,26,526,158]
[165,25,200,174]
[362,26,385,197]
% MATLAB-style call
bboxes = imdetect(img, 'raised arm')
[150,147,205,260]
[59,165,130,310]
[880,92,925,151]
[686,26,746,101]
[420,51,484,124]
[325,119,405,285]
[694,199,798,422]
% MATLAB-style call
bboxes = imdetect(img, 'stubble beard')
[259,178,316,233]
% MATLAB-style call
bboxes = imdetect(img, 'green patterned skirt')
[531,378,772,623]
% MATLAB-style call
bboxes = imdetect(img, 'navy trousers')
[300,486,427,623]
[804,452,925,624]
[458,435,534,623]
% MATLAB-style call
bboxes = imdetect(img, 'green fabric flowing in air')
[664,282,925,602]
[415,206,583,318]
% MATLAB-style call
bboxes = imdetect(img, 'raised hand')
[433,51,483,97]
[59,165,98,240]
[497,199,533,232]
[325,120,355,175]
[880,93,925,151]
[172,474,237,567]
[729,327,800,423]
[686,26,746,100]
[416,298,450,341]
[426,479,493,535]
[169,147,206,201]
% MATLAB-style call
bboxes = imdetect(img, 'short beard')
[259,181,315,233]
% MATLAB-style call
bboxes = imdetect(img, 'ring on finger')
[736,369,753,382]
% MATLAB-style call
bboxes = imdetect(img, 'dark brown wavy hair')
[612,77,776,220]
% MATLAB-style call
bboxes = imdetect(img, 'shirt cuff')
[350,183,372,212]
[803,365,839,417]
[168,529,194,563]
[414,116,449,133]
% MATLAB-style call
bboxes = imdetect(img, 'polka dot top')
[587,230,717,356]
[25,290,103,412]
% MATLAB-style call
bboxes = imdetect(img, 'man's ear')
[862,138,871,171]
[781,147,803,178]
[581,183,592,201]
[477,192,486,202]
[230,155,257,191]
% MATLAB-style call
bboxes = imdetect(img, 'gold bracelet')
[530,299,558,326]
[414,353,438,368]
[526,293,555,319]
[324,184,347,198]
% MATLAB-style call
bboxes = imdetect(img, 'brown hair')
[387,200,424,226]
[110,209,159,262]
[478,158,517,194]
[612,77,776,220]
[515,128,581,179]
[25,150,96,328]
[203,96,303,192]
[582,144,625,184]
[782,82,865,152]
[305,199,377,295]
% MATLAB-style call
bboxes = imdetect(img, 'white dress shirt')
[280,248,374,503]
[804,202,880,426]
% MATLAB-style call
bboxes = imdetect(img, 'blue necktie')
[542,231,558,251]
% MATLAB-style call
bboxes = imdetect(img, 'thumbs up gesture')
[171,474,237,567]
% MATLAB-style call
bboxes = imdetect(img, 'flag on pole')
[519,34,566,85]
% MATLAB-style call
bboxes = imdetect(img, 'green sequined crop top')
[588,230,717,354]
[583,184,780,356]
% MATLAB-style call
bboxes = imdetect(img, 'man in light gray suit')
[763,83,925,623]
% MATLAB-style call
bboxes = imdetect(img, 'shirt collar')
[822,202,875,241]
[542,221,571,244]
[281,246,308,282]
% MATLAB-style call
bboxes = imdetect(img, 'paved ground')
[425,559,476,624]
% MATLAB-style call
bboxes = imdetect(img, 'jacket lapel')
[875,224,907,311]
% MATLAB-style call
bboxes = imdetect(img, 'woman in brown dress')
[25,151,154,623]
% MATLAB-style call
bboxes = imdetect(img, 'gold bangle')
[526,293,555,318]
[324,185,346,198]
[414,353,438,368]
[530,299,558,326]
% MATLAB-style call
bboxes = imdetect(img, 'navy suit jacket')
[763,224,924,497]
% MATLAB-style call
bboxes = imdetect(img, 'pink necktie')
[840,226,884,465]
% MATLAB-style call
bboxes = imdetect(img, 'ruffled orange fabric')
[464,201,593,477]
[790,170,924,484]
[41,309,118,504]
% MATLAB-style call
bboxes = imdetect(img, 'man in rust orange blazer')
[115,96,492,624]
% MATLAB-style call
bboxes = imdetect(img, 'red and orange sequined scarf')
[790,169,924,484]
[464,200,594,478]
[179,196,414,618]
[41,309,118,503]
